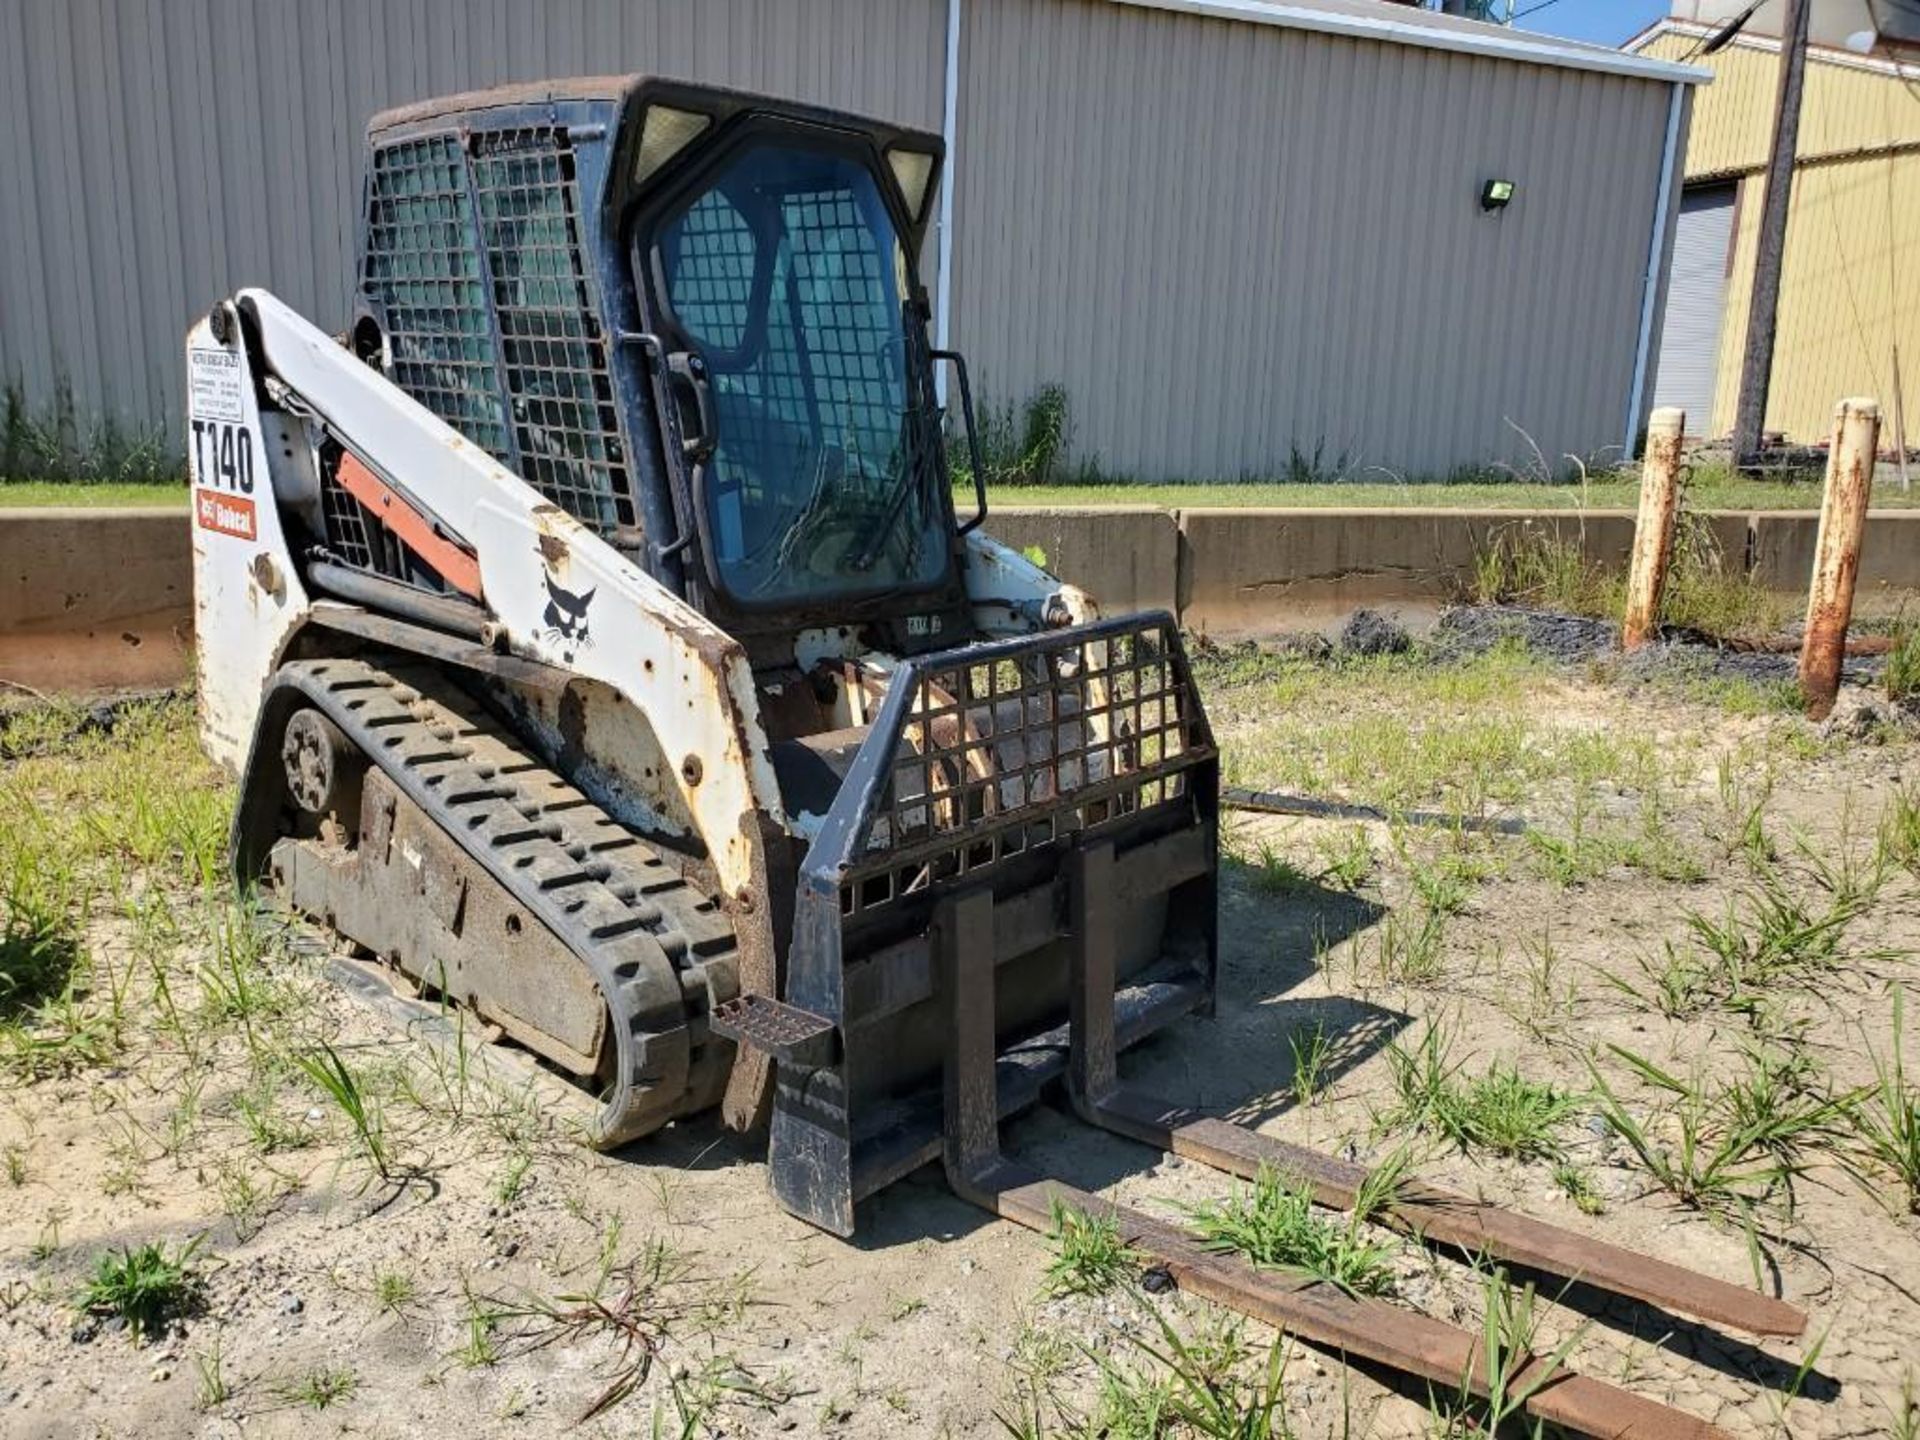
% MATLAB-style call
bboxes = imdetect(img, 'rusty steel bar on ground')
[1221,786,1526,835]
[936,882,1742,1439]
[1799,398,1881,720]
[1622,406,1685,651]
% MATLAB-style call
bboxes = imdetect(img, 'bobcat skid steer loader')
[190,76,1804,1434]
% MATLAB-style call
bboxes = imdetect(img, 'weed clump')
[294,1039,394,1183]
[1470,513,1779,638]
[278,1366,357,1410]
[1382,1024,1578,1162]
[952,384,1073,488]
[1587,1044,1848,1221]
[1002,1307,1294,1439]
[1427,1265,1589,1434]
[1183,1165,1397,1297]
[1844,988,1920,1215]
[1362,910,1448,987]
[1887,627,1920,707]
[1,379,182,486]
[1680,877,1877,1014]
[77,1237,208,1340]
[0,845,84,1020]
[1883,787,1920,875]
[1041,1200,1139,1298]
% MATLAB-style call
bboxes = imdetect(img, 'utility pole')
[1732,0,1811,466]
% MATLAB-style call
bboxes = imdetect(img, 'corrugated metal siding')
[950,0,1679,479]
[0,0,945,440]
[1640,30,1920,177]
[1705,154,1920,441]
[1638,29,1920,443]
[1,0,1682,478]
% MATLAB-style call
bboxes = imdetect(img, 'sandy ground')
[3,649,1920,1438]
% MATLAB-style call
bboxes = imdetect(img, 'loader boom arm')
[191,290,785,902]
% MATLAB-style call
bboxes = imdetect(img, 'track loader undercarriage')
[185,73,1819,1432]
[245,657,739,1143]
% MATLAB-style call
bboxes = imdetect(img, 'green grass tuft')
[1551,1162,1605,1216]
[77,1237,208,1340]
[1887,627,1920,706]
[1586,1044,1848,1221]
[1363,910,1448,987]
[1382,1023,1578,1161]
[1287,1021,1332,1107]
[278,1366,357,1410]
[1041,1199,1138,1298]
[1,378,182,487]
[1844,987,1920,1215]
[293,1040,393,1182]
[1182,1165,1397,1297]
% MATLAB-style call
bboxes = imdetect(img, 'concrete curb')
[4,504,1919,689]
[0,507,194,693]
[994,505,1920,636]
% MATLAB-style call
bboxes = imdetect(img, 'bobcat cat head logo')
[541,572,596,659]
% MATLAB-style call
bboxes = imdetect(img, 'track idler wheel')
[281,707,366,835]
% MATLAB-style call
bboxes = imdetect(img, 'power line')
[1681,0,1763,62]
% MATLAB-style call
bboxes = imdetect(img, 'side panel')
[187,308,312,771]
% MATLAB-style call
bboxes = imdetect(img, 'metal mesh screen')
[360,135,512,460]
[670,191,755,352]
[319,474,378,571]
[470,129,634,536]
[658,153,935,600]
[838,618,1213,918]
[674,183,907,498]
[782,188,900,449]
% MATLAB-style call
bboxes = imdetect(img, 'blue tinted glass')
[657,146,947,605]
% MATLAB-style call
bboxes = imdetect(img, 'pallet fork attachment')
[935,860,1802,1440]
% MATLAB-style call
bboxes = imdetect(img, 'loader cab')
[620,91,973,660]
[352,77,973,673]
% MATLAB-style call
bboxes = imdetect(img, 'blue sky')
[1510,0,1669,46]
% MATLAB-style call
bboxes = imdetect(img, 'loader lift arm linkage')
[186,74,1810,1435]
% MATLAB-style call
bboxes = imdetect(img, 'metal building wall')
[1641,29,1920,177]
[949,0,1685,478]
[0,0,946,441]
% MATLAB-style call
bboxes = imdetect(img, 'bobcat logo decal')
[541,571,596,661]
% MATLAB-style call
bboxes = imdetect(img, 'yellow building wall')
[1640,31,1920,445]
[1641,32,1920,175]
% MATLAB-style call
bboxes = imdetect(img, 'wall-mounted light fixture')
[1481,178,1516,212]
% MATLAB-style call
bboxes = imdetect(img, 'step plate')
[709,994,836,1068]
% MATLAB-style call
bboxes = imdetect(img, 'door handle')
[666,351,716,462]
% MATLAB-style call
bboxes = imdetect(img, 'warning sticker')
[195,488,258,541]
[188,346,246,423]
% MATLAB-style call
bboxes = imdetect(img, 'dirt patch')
[3,662,1920,1436]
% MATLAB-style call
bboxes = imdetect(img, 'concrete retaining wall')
[986,507,1181,616]
[4,504,1919,692]
[0,508,193,693]
[1751,511,1920,593]
[1172,509,1648,633]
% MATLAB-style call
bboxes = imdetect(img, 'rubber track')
[267,657,739,1145]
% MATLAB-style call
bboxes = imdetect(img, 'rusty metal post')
[1799,398,1881,719]
[1622,407,1686,650]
